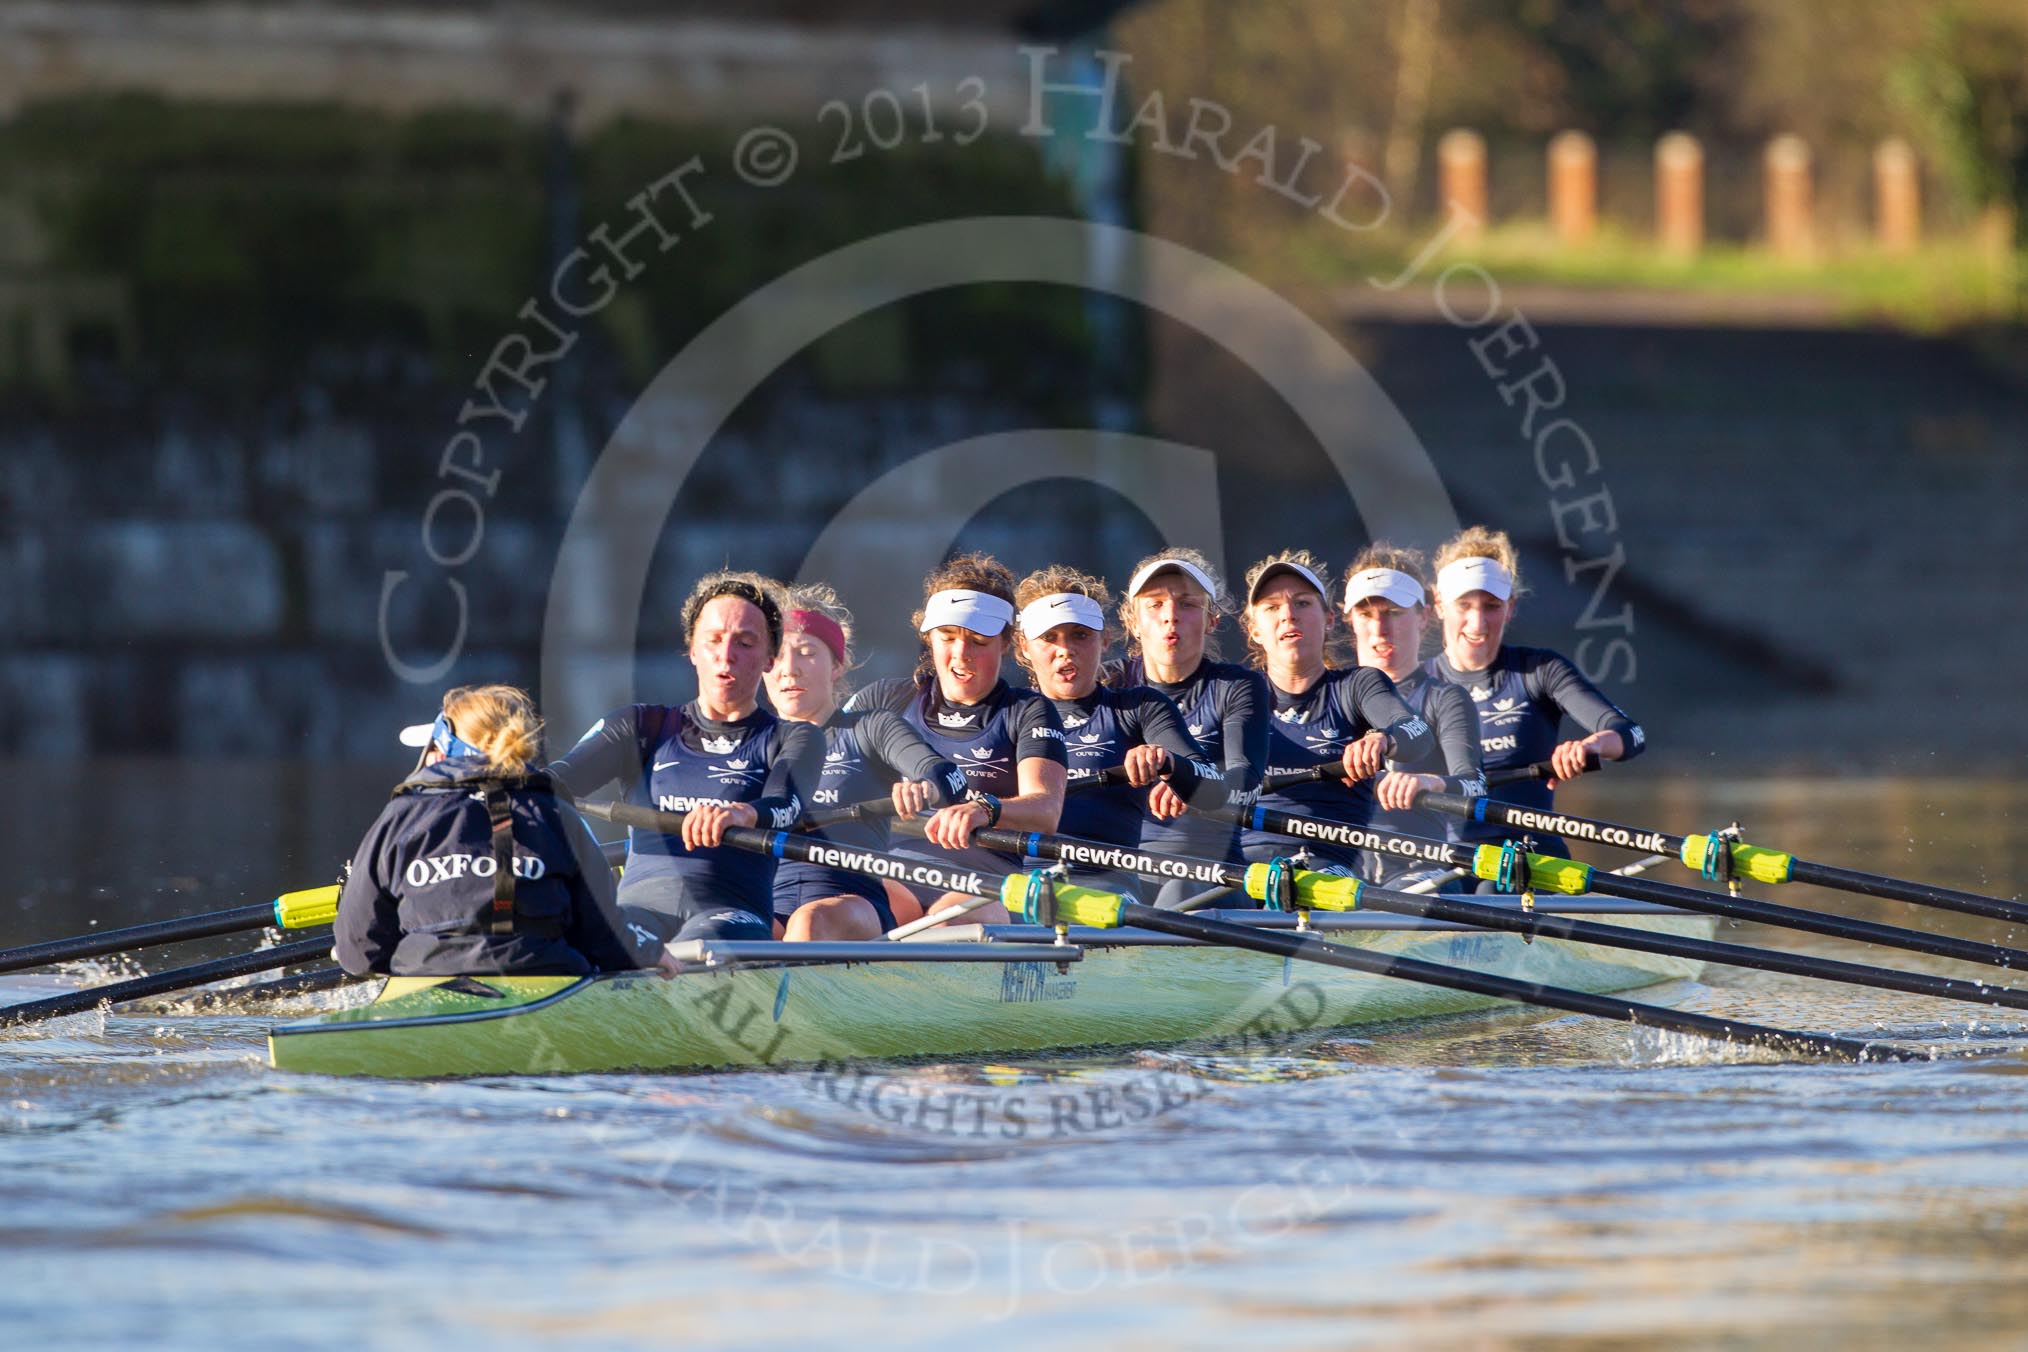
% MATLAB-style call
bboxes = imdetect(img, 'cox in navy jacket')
[335,757,644,977]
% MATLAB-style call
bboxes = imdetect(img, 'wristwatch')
[966,790,1002,829]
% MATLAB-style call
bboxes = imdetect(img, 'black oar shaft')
[1785,858,2022,922]
[581,798,1913,1061]
[906,820,1240,891]
[0,936,334,1028]
[182,966,357,1009]
[580,800,1004,902]
[1234,802,2028,973]
[1586,868,2028,972]
[1114,902,1909,1063]
[995,817,2028,1012]
[1354,885,2028,1013]
[1260,756,1591,794]
[0,904,277,976]
[1420,792,2028,927]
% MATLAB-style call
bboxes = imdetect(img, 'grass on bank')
[1261,218,2022,332]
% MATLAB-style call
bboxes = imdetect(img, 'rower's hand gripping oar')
[797,780,967,830]
[1417,790,2028,928]
[928,818,2028,1018]
[578,797,1916,1063]
[1258,754,1597,795]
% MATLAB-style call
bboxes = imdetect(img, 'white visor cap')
[1342,567,1427,611]
[919,588,1015,636]
[1018,591,1106,637]
[1436,556,1514,602]
[1246,559,1329,605]
[1125,557,1218,601]
[397,722,435,747]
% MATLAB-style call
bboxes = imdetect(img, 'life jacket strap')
[485,781,518,936]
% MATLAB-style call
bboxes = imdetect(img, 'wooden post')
[1873,137,1920,253]
[1437,128,1486,241]
[1764,134,1814,261]
[1655,132,1702,259]
[1548,130,1596,245]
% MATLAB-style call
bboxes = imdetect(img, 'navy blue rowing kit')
[770,709,968,922]
[1104,656,1269,867]
[1040,684,1222,892]
[1246,665,1436,872]
[547,701,824,944]
[335,757,641,977]
[1426,645,1645,854]
[847,676,1067,879]
[1367,667,1486,882]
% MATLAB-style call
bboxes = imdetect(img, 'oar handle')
[890,817,1244,891]
[799,777,978,828]
[799,794,900,828]
[1254,754,1600,796]
[1487,752,1600,786]
[1069,764,1147,793]
[579,795,830,861]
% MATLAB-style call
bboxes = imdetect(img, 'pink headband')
[786,608,848,664]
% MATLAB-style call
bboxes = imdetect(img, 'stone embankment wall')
[0,370,1140,758]
[8,314,2025,770]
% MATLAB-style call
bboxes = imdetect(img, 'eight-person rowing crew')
[334,526,1646,979]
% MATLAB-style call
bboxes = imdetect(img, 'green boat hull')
[269,915,1717,1078]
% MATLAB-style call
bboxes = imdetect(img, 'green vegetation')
[1118,0,2028,325]
[0,94,1092,395]
[1265,221,2019,331]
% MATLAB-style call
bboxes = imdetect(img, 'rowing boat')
[267,905,1715,1077]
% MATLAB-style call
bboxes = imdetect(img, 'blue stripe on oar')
[1474,799,1489,823]
[1251,806,1267,830]
[769,833,787,859]
[1024,832,1042,856]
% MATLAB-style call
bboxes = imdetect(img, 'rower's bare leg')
[926,891,1008,927]
[884,880,925,927]
[785,895,884,942]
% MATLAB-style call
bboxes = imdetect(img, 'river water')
[5,764,2028,1348]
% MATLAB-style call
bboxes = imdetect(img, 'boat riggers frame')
[1216,801,2028,974]
[922,819,2028,1017]
[576,797,1915,1062]
[1418,790,2028,925]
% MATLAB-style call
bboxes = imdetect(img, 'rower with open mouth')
[1242,549,1439,876]
[763,583,969,941]
[1103,549,1271,905]
[845,553,1068,926]
[547,571,826,952]
[1010,564,1225,894]
[1425,526,1645,863]
[1341,544,1489,886]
